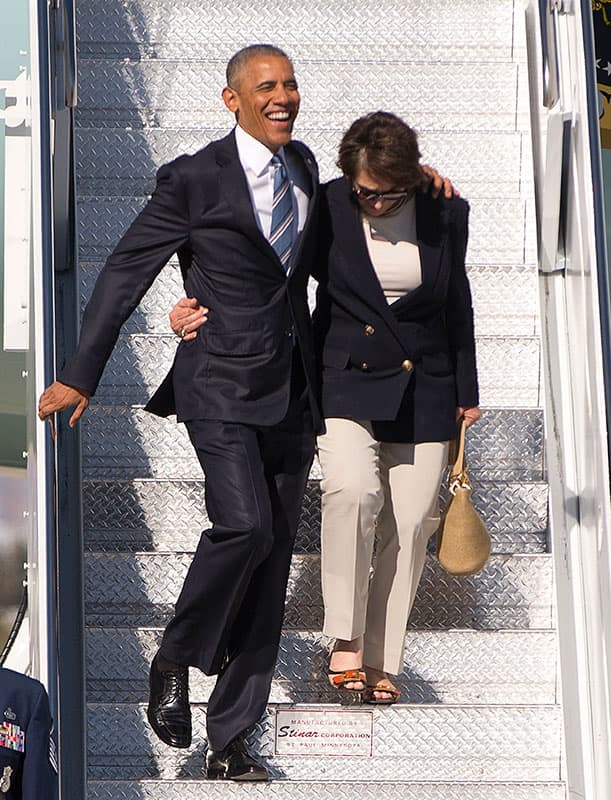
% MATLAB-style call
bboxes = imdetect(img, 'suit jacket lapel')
[287,141,318,277]
[416,190,447,290]
[215,132,279,263]
[330,179,395,311]
[214,132,318,273]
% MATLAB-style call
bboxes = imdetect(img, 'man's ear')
[222,86,239,114]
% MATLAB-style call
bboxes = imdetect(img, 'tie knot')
[271,155,287,177]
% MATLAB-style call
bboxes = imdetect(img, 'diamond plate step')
[76,0,516,64]
[86,703,563,782]
[85,526,547,558]
[86,628,557,705]
[74,60,520,140]
[76,331,539,408]
[78,260,539,339]
[87,781,567,800]
[82,408,545,483]
[84,553,554,630]
[84,523,547,558]
[83,477,547,553]
[78,195,529,268]
[75,128,523,199]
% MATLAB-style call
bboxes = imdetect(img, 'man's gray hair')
[226,44,292,89]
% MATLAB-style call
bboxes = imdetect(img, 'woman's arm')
[446,199,480,426]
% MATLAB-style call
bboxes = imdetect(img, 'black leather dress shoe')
[146,653,191,748]
[206,735,270,781]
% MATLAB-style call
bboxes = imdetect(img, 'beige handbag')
[437,418,491,576]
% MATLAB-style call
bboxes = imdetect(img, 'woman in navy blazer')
[314,112,480,703]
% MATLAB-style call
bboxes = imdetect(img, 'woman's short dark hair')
[337,111,422,189]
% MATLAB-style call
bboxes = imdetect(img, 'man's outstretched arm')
[38,159,191,425]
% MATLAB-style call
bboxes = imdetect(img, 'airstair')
[76,1,566,797]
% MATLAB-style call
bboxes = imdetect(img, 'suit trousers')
[159,353,315,751]
[317,418,449,675]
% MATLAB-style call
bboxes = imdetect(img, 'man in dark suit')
[38,44,320,781]
[0,668,58,799]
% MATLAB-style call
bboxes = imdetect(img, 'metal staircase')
[75,1,566,797]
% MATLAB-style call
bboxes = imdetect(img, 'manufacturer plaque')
[275,708,374,757]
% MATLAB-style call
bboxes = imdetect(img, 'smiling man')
[38,44,321,781]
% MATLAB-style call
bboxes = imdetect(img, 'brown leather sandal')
[363,681,401,705]
[327,669,366,691]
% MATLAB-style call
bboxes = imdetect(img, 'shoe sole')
[336,688,364,706]
[207,769,269,782]
[146,707,191,749]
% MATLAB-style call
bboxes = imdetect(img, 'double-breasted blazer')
[312,177,478,443]
[60,131,321,429]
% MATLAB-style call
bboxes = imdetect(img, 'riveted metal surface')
[86,627,557,705]
[85,703,562,781]
[83,553,554,630]
[78,196,528,267]
[75,128,523,200]
[87,781,567,800]
[79,261,539,339]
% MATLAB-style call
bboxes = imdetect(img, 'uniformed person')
[0,668,58,800]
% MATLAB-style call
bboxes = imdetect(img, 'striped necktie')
[270,155,294,271]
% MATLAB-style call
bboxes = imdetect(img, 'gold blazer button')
[364,324,375,335]
[361,362,369,371]
[402,359,414,371]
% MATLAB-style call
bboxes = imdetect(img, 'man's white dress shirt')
[234,125,310,266]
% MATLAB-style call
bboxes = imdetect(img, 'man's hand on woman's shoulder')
[421,164,460,200]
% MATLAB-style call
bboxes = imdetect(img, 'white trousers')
[317,418,449,675]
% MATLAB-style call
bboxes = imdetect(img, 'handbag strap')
[449,418,471,493]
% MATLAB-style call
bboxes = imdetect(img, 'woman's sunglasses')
[352,186,412,203]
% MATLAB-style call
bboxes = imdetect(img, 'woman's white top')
[362,197,422,304]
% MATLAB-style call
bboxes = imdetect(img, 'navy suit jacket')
[0,668,58,800]
[60,131,321,429]
[313,178,478,443]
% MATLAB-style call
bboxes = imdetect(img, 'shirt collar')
[234,124,287,177]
